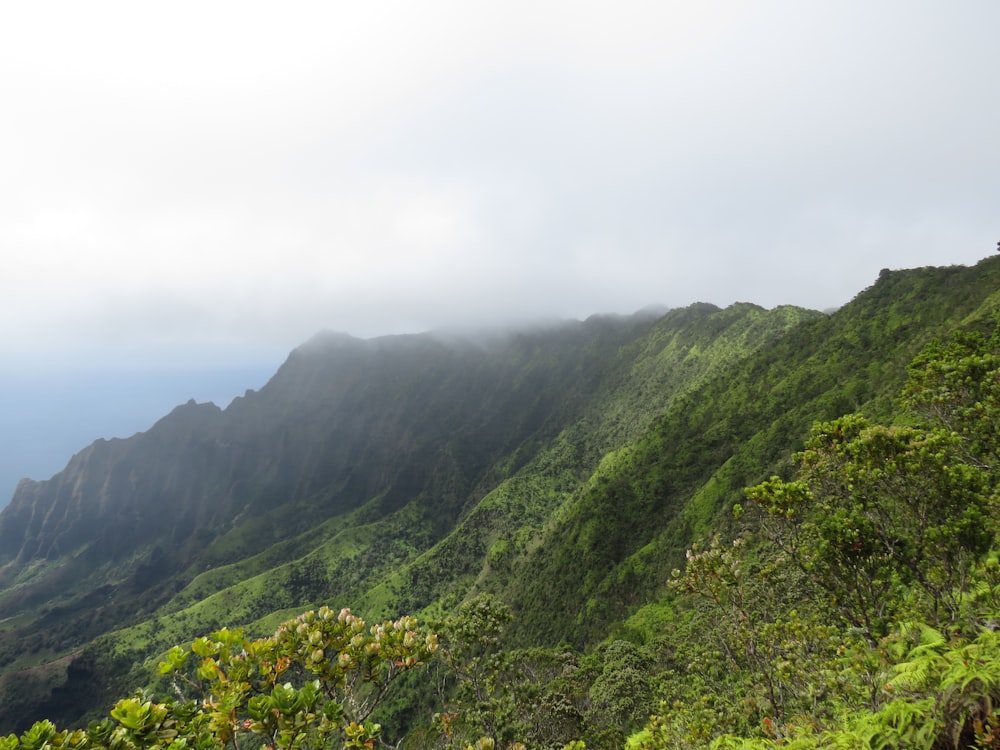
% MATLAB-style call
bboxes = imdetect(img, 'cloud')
[1,1,998,366]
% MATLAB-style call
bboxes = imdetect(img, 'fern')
[864,697,939,750]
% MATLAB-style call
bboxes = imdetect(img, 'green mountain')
[1,255,998,742]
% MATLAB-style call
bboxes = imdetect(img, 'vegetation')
[2,256,1000,748]
[1,607,438,750]
[632,320,1000,749]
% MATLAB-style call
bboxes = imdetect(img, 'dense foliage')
[632,322,1000,749]
[1,607,438,750]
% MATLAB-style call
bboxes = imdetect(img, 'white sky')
[2,0,998,369]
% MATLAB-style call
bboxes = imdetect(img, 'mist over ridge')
[3,247,984,510]
[0,297,786,507]
[0,264,952,509]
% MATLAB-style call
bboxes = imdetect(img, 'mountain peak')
[296,330,365,352]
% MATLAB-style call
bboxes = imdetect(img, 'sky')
[1,1,998,496]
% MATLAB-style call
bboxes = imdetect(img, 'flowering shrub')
[0,607,438,750]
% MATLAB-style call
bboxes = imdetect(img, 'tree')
[584,640,654,747]
[434,594,584,750]
[667,536,850,738]
[746,411,994,639]
[1,607,438,750]
[901,326,1000,472]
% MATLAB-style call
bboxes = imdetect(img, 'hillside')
[1,255,999,745]
[0,301,814,729]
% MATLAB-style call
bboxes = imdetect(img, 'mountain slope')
[503,257,1000,646]
[0,303,815,731]
[1,255,998,735]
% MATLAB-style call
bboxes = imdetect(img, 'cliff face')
[0,314,673,589]
[0,401,226,565]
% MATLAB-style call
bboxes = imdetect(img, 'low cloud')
[1,1,997,367]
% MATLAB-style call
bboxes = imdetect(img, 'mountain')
[0,255,998,737]
[0,364,279,509]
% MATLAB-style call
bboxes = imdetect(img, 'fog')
[1,1,997,500]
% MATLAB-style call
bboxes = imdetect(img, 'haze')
[1,1,997,499]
